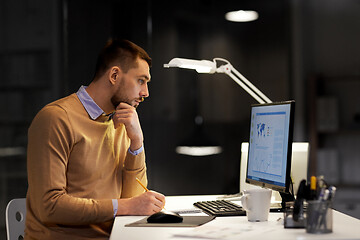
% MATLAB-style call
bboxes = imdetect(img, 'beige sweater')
[25,93,147,239]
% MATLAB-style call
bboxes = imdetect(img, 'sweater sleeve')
[27,105,114,225]
[121,149,148,198]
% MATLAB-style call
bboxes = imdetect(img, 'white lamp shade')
[164,58,216,73]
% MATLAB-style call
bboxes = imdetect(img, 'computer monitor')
[245,101,295,204]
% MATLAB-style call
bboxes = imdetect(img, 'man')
[25,39,165,239]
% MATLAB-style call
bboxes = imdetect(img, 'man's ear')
[108,66,121,85]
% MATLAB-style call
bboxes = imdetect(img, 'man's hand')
[117,191,166,216]
[112,102,143,151]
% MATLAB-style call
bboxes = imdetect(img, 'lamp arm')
[231,66,272,103]
[216,62,272,104]
[227,71,267,104]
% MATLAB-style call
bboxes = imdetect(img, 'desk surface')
[110,195,360,240]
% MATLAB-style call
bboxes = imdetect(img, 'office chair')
[6,198,26,240]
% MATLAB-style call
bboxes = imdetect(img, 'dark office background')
[1,0,360,238]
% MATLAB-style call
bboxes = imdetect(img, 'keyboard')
[193,200,246,217]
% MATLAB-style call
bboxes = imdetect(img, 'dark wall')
[65,0,114,94]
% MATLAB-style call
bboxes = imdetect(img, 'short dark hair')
[93,39,152,80]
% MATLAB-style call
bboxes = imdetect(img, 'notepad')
[125,215,215,227]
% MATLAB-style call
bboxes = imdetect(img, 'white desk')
[110,195,360,240]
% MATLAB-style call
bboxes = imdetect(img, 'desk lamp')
[164,58,272,104]
[164,58,272,156]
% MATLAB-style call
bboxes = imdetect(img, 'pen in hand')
[135,177,166,210]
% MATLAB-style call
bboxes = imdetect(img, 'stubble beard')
[110,81,132,109]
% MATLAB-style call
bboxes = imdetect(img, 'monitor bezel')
[245,100,295,194]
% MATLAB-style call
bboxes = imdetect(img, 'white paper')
[174,223,275,239]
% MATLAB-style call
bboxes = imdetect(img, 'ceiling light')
[225,10,258,22]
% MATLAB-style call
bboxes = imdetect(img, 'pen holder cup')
[306,200,332,234]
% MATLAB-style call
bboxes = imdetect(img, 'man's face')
[111,58,151,109]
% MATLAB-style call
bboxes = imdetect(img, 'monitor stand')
[280,192,295,211]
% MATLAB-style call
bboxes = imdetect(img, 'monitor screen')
[246,101,295,193]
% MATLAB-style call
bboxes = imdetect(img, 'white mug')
[240,188,272,222]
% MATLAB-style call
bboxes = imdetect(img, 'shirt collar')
[76,85,104,120]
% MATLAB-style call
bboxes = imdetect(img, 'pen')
[310,176,317,200]
[321,189,330,201]
[328,186,336,200]
[135,177,149,192]
[106,111,116,121]
[136,177,167,210]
